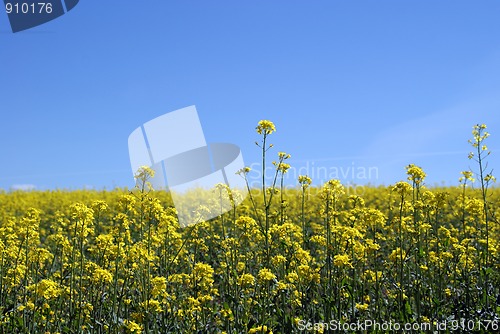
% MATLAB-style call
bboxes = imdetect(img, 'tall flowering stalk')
[321,179,344,321]
[273,152,291,225]
[467,124,495,310]
[406,163,426,319]
[298,175,312,248]
[458,170,474,315]
[391,181,412,321]
[133,166,156,333]
[69,202,94,331]
[256,120,276,266]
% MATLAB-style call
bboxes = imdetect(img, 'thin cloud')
[362,98,500,159]
[10,184,36,191]
[0,169,130,181]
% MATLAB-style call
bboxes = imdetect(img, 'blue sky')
[1,0,499,190]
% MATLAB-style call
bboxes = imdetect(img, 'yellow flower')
[484,174,496,183]
[134,165,155,180]
[392,181,412,195]
[294,248,312,264]
[365,239,380,252]
[192,262,214,289]
[298,175,312,188]
[297,265,320,283]
[235,216,257,230]
[186,296,202,314]
[321,179,345,199]
[123,319,143,334]
[273,161,291,173]
[221,308,234,321]
[92,267,113,284]
[140,299,162,313]
[236,166,252,175]
[284,271,298,284]
[356,303,369,311]
[70,203,94,238]
[333,254,353,268]
[276,281,287,291]
[257,268,276,283]
[91,200,109,212]
[236,261,246,272]
[151,276,167,297]
[249,325,273,333]
[389,247,406,263]
[406,164,426,185]
[26,301,35,310]
[256,120,276,135]
[271,255,287,266]
[33,279,61,300]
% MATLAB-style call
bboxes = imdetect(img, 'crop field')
[0,122,498,333]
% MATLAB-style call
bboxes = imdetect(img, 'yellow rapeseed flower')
[257,268,276,283]
[333,254,353,268]
[406,164,426,185]
[123,319,143,334]
[151,276,167,297]
[256,120,276,135]
[356,303,369,311]
[33,279,61,300]
[249,325,273,334]
[271,255,287,266]
[92,267,113,284]
[298,175,312,187]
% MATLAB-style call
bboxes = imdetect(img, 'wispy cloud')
[11,184,36,191]
[362,97,500,159]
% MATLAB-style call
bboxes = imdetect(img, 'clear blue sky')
[1,0,499,190]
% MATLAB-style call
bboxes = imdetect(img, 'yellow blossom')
[123,319,143,334]
[333,254,353,268]
[256,120,276,135]
[257,268,276,283]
